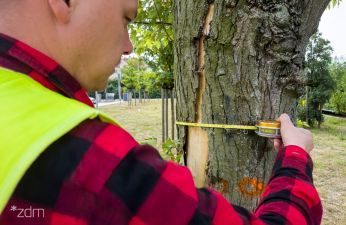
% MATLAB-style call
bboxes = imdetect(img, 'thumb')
[276,113,294,131]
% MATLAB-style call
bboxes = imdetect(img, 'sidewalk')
[97,100,122,107]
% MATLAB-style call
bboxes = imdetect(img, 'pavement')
[96,100,122,107]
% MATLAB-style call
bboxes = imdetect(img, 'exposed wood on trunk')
[187,127,209,187]
[186,3,215,187]
[195,3,215,123]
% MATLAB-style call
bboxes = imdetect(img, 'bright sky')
[319,1,346,58]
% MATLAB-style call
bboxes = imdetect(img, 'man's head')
[0,0,138,91]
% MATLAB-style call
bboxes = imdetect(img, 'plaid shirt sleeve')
[0,120,322,225]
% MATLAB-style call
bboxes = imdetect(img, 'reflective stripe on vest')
[0,67,119,213]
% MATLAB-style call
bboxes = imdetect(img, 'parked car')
[89,97,97,105]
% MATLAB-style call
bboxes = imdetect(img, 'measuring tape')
[175,121,257,130]
[176,121,281,138]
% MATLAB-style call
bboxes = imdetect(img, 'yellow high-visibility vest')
[0,67,119,213]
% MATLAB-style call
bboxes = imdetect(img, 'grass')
[309,116,346,225]
[100,99,176,149]
[100,102,346,225]
[310,116,346,148]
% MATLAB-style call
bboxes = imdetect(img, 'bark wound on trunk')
[187,3,215,187]
[196,3,215,123]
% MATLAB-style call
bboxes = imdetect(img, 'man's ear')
[48,0,71,24]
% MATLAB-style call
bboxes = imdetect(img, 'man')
[0,0,322,224]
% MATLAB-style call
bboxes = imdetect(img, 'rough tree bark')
[174,0,330,209]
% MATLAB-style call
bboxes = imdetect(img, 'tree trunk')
[165,89,169,141]
[118,72,122,102]
[174,0,330,210]
[139,90,142,103]
[306,86,309,122]
[171,88,175,140]
[134,91,137,106]
[318,103,322,128]
[128,91,132,106]
[162,88,166,143]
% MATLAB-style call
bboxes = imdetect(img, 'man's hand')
[273,114,314,153]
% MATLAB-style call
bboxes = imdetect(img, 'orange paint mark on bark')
[219,178,230,194]
[237,177,265,198]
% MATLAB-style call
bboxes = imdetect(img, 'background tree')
[174,0,332,210]
[330,0,343,7]
[329,61,346,113]
[157,71,175,142]
[130,0,173,74]
[121,58,147,104]
[130,0,175,141]
[106,80,119,96]
[121,57,162,101]
[299,33,335,127]
[142,71,161,99]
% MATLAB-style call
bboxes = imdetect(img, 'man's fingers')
[273,139,283,151]
[277,113,291,124]
[273,114,313,154]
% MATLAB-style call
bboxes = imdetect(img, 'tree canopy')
[329,0,343,8]
[130,0,173,73]
[329,61,346,113]
[129,0,174,89]
[300,32,335,126]
[121,57,161,98]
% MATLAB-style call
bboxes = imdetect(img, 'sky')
[318,1,346,58]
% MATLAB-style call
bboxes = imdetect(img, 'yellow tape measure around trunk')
[175,121,257,130]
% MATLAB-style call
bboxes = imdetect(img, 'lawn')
[100,101,346,225]
[309,116,346,225]
[100,99,176,149]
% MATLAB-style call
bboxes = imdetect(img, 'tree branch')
[134,21,173,26]
[153,0,174,42]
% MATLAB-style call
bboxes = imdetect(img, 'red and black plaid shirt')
[0,33,322,225]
